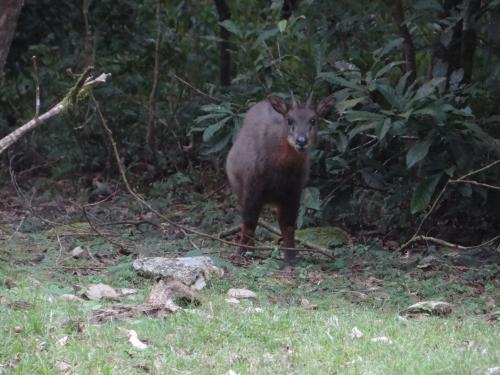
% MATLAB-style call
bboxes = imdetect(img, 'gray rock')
[133,256,223,290]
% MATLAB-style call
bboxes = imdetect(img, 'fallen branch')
[399,235,467,250]
[0,67,110,155]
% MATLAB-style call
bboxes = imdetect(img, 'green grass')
[0,190,498,374]
[0,260,498,375]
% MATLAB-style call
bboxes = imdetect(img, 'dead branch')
[218,225,240,239]
[449,179,500,191]
[399,235,467,250]
[0,67,110,155]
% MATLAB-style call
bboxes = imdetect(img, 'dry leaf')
[225,297,240,304]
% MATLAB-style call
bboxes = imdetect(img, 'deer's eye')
[309,118,316,126]
[287,118,294,126]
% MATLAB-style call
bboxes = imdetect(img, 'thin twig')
[449,179,500,190]
[456,159,500,181]
[56,234,64,265]
[399,234,500,251]
[172,74,218,101]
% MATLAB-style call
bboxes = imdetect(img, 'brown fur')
[226,95,335,264]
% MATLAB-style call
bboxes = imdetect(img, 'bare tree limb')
[0,68,110,155]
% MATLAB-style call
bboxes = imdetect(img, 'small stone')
[14,326,22,333]
[401,301,452,317]
[70,246,86,258]
[83,283,120,301]
[227,288,257,300]
[370,336,392,344]
[133,256,223,290]
[225,297,240,304]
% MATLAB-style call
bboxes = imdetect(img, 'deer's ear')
[268,95,288,115]
[316,95,336,117]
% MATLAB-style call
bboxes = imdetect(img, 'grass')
[0,247,498,375]
[0,184,498,374]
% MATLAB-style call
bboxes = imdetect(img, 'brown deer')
[226,94,335,264]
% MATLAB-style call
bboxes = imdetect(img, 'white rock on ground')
[132,256,223,290]
[227,288,257,299]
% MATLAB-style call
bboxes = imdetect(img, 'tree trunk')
[214,0,231,86]
[430,0,462,85]
[282,0,299,20]
[392,0,417,83]
[461,0,481,83]
[0,0,24,77]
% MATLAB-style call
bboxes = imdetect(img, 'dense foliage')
[1,0,500,240]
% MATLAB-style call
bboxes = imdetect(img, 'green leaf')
[278,19,287,33]
[406,141,431,168]
[413,0,443,11]
[376,83,402,110]
[317,72,364,91]
[374,38,404,59]
[375,61,405,79]
[200,103,232,114]
[336,97,367,114]
[256,28,278,43]
[302,187,321,211]
[361,169,385,190]
[348,122,376,140]
[202,117,231,142]
[413,105,447,123]
[219,20,241,37]
[413,78,446,101]
[375,118,392,140]
[345,110,385,122]
[411,174,442,214]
